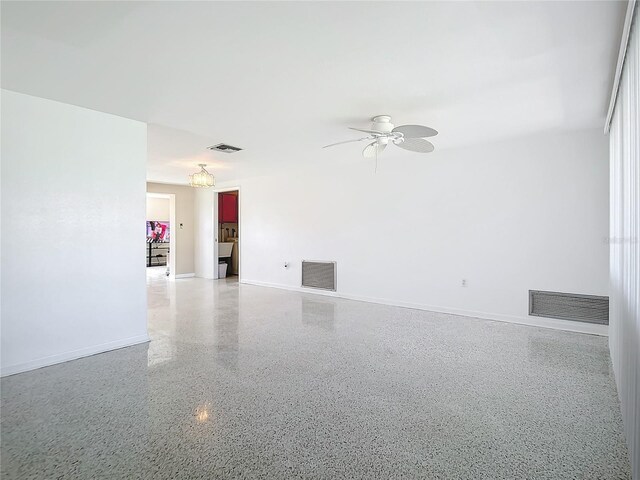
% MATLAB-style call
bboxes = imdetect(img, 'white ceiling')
[1,1,626,184]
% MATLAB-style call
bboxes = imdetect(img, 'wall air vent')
[302,261,337,291]
[207,143,243,153]
[529,290,609,325]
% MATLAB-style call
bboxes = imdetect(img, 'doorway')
[214,188,240,280]
[146,193,176,279]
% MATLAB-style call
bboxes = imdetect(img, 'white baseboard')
[174,273,195,279]
[1,334,151,377]
[195,273,215,279]
[240,279,608,336]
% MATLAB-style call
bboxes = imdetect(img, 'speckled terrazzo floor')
[1,272,631,479]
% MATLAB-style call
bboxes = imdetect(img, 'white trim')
[168,194,176,278]
[605,0,637,134]
[0,334,150,377]
[214,186,242,193]
[241,279,609,336]
[146,192,170,199]
[146,180,190,187]
[174,273,195,279]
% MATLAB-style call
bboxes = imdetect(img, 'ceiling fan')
[323,115,438,158]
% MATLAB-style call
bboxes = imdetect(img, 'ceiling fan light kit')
[323,115,438,158]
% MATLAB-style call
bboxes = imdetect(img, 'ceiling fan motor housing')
[371,115,394,133]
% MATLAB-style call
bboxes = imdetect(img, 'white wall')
[194,188,215,279]
[609,6,639,477]
[1,90,148,376]
[146,196,170,221]
[228,128,609,334]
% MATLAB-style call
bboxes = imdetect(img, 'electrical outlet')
[461,279,467,287]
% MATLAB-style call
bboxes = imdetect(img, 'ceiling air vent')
[302,261,337,292]
[208,143,243,153]
[529,290,609,325]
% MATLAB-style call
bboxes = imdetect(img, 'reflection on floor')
[146,265,167,280]
[1,276,631,479]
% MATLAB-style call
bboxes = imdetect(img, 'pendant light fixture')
[189,164,215,188]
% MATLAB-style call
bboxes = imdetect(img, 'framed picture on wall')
[146,221,170,243]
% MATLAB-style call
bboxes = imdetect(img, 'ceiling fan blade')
[395,138,435,153]
[349,127,386,135]
[392,125,438,138]
[362,141,386,158]
[322,136,372,148]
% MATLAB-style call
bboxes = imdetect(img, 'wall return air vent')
[207,143,243,153]
[529,290,609,325]
[302,261,337,291]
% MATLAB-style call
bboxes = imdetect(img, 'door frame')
[146,192,176,278]
[213,186,241,280]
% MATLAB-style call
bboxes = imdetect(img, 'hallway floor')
[1,275,631,479]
